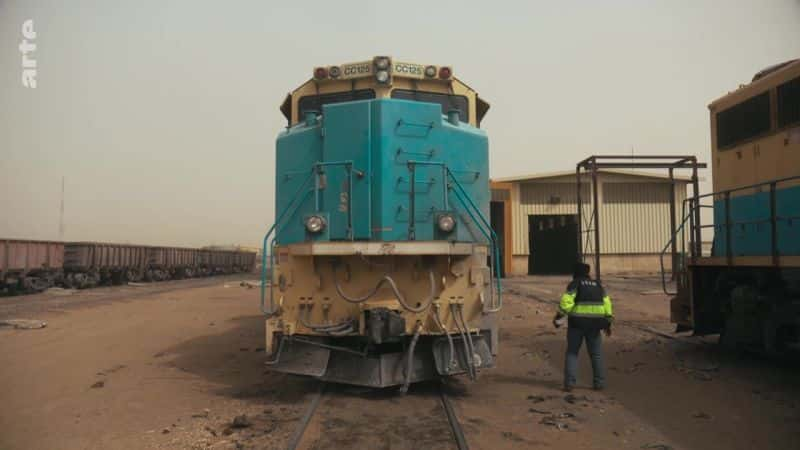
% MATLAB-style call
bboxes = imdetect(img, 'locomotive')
[261,56,500,388]
[671,59,800,354]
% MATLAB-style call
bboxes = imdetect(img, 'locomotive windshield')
[391,89,469,122]
[297,89,376,118]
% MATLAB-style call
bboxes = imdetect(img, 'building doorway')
[490,201,506,278]
[528,214,578,275]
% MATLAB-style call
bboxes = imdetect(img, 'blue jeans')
[564,326,606,388]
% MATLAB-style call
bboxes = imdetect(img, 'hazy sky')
[1,0,799,248]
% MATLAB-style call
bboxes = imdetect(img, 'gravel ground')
[1,274,798,449]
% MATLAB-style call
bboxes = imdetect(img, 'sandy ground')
[1,275,799,450]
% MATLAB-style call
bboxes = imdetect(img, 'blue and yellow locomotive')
[260,57,500,388]
[672,59,800,354]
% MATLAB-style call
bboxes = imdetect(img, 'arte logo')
[20,19,37,89]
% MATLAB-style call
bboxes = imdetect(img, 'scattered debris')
[239,280,264,289]
[528,408,552,414]
[90,380,105,389]
[204,425,218,437]
[0,319,47,330]
[639,290,664,296]
[501,431,524,441]
[625,362,647,374]
[641,444,673,450]
[192,409,210,419]
[231,415,251,429]
[564,394,591,404]
[161,428,170,434]
[527,395,546,403]
[539,416,569,430]
[533,330,557,337]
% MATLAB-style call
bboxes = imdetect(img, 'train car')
[237,251,256,273]
[260,56,500,389]
[671,59,800,354]
[63,242,149,288]
[0,239,64,294]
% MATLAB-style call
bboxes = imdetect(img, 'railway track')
[285,381,470,450]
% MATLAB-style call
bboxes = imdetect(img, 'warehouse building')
[489,170,690,276]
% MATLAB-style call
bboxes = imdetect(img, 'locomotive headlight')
[424,65,437,78]
[374,57,390,70]
[305,215,326,233]
[375,69,390,83]
[437,213,456,233]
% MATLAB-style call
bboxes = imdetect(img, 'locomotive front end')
[262,57,499,388]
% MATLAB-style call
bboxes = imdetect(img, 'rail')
[284,381,469,450]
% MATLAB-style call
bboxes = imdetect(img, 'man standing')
[553,262,613,392]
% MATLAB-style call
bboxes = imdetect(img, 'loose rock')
[231,415,251,428]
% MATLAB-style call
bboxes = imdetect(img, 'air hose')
[399,322,423,394]
[456,304,478,379]
[451,303,476,381]
[332,265,436,313]
[298,305,354,335]
[432,303,457,372]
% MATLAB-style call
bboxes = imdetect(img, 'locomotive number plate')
[340,62,372,79]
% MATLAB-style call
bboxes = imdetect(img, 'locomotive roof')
[279,56,490,125]
[708,58,800,110]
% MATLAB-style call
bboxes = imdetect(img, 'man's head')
[573,262,591,279]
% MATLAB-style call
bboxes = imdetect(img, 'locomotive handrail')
[659,210,692,295]
[679,173,800,268]
[260,171,315,316]
[446,168,503,313]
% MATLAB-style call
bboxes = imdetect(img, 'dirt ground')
[1,274,799,450]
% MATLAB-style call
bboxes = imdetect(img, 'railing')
[659,174,800,295]
[259,170,315,315]
[445,167,503,313]
[688,174,800,264]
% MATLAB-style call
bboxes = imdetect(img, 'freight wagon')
[1,239,256,294]
[0,239,64,294]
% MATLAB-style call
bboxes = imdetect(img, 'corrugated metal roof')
[492,168,694,183]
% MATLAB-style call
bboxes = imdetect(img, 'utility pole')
[59,176,65,240]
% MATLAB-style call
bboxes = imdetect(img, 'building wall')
[508,173,688,275]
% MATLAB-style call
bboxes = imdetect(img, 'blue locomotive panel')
[275,99,489,245]
[712,184,800,257]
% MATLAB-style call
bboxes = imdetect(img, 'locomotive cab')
[262,56,500,388]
